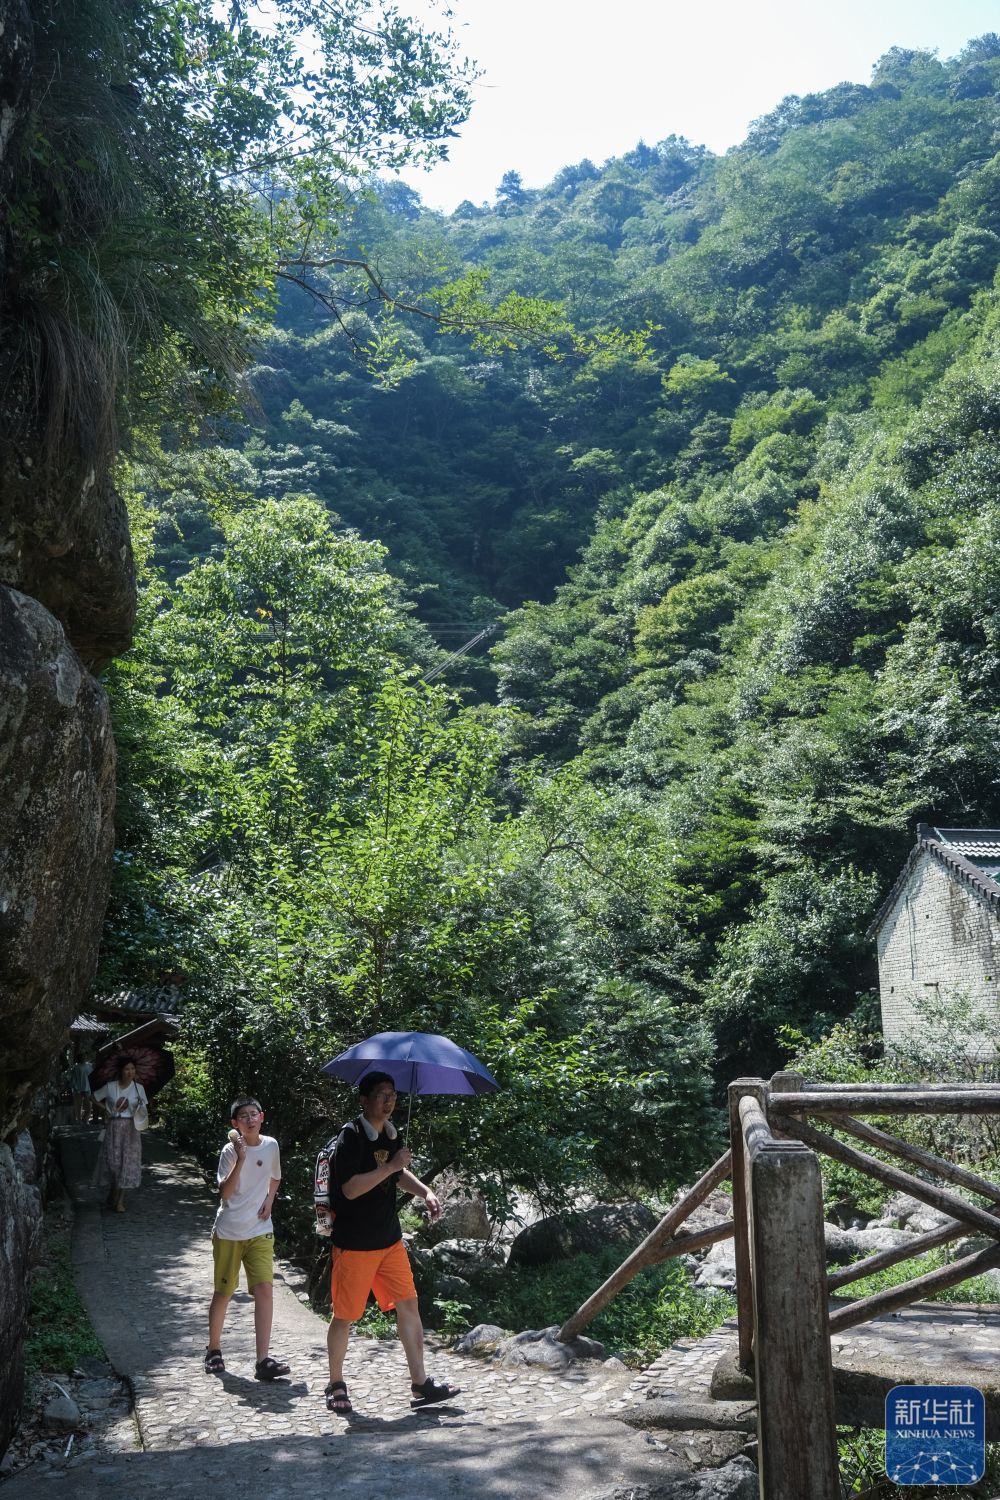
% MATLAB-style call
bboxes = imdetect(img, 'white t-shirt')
[213,1135,281,1240]
[94,1079,147,1117]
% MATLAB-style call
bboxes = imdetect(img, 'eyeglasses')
[235,1109,262,1121]
[372,1090,397,1103]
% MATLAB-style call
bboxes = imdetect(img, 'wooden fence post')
[742,1095,839,1500]
[728,1078,762,1373]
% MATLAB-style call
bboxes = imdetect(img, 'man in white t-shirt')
[204,1096,290,1381]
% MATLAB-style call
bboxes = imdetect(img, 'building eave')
[868,827,1000,940]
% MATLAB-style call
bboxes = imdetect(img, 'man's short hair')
[358,1071,396,1097]
[230,1095,263,1119]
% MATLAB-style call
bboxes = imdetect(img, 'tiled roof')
[924,827,1000,859]
[90,985,183,1017]
[868,826,1000,937]
[69,1014,108,1034]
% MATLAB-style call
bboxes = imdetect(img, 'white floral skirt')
[93,1117,143,1191]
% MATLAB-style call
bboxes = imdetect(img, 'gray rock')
[709,1350,756,1403]
[12,1130,36,1184]
[876,1193,955,1234]
[666,1187,733,1238]
[508,1202,657,1267]
[431,1273,472,1302]
[417,1173,491,1244]
[75,1378,121,1410]
[0,587,116,1139]
[618,1399,757,1433]
[678,1455,758,1499]
[492,1187,547,1252]
[453,1323,506,1356]
[495,1325,606,1368]
[822,1223,915,1265]
[428,1237,504,1293]
[41,1394,82,1432]
[0,445,136,670]
[694,1239,737,1291]
[0,1144,43,1452]
[953,1234,994,1258]
[429,1236,503,1273]
[596,1455,757,1500]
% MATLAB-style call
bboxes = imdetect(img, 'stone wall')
[877,850,1000,1050]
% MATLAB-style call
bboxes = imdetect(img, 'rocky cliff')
[0,0,137,1451]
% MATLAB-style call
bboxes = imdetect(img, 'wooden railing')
[556,1148,733,1343]
[558,1070,1000,1500]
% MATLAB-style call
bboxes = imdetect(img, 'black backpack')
[312,1120,357,1237]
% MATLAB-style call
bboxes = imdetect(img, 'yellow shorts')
[212,1232,274,1294]
[330,1240,417,1323]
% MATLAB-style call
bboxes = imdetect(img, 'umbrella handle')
[403,1092,413,1142]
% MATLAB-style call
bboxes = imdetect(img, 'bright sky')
[398,0,1000,212]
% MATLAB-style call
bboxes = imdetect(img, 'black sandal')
[325,1380,352,1414]
[411,1376,460,1407]
[204,1347,225,1374]
[254,1355,290,1381]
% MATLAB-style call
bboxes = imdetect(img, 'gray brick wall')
[877,850,1000,1051]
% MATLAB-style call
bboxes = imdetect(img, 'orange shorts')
[330,1240,417,1323]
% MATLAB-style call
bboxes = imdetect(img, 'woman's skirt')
[93,1117,143,1190]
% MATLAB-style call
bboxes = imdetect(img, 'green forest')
[71,15,1000,1225]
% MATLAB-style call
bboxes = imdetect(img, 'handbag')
[133,1100,149,1133]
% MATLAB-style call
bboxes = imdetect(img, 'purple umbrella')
[321,1030,498,1133]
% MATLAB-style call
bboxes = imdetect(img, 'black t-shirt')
[330,1116,404,1251]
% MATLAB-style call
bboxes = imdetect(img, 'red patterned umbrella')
[89,1044,175,1099]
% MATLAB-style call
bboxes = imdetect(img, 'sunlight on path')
[62,1128,635,1442]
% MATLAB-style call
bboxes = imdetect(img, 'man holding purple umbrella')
[323,1070,460,1416]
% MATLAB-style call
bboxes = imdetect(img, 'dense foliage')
[3,0,476,473]
[100,34,1000,1228]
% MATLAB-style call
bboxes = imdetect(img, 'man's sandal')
[325,1380,352,1414]
[254,1356,291,1381]
[204,1348,225,1374]
[411,1377,460,1408]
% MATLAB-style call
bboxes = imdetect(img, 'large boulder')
[668,1185,734,1235]
[0,587,116,1137]
[453,1322,506,1357]
[416,1171,491,1244]
[822,1223,915,1265]
[508,1202,657,1267]
[0,459,136,672]
[871,1193,956,1236]
[695,1239,738,1292]
[0,1141,43,1454]
[494,1325,607,1368]
[429,1237,505,1295]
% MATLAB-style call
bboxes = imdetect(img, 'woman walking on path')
[93,1056,148,1213]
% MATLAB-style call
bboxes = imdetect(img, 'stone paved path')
[627,1324,739,1405]
[0,1127,707,1500]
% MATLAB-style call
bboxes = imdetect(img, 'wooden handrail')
[823,1113,1000,1206]
[829,1238,1000,1332]
[799,1081,999,1093]
[555,1147,732,1343]
[826,1220,968,1291]
[771,1089,1000,1114]
[777,1116,1000,1241]
[657,1218,734,1258]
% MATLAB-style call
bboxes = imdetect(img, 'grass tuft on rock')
[25,1204,104,1376]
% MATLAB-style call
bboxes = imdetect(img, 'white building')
[870,825,1000,1052]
